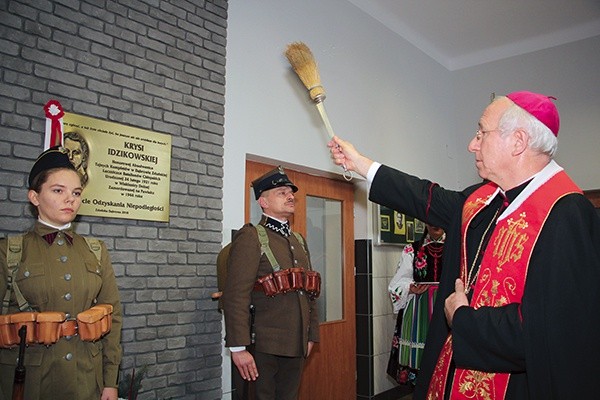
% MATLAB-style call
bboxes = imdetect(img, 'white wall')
[223,0,600,397]
[224,0,458,237]
[450,35,600,189]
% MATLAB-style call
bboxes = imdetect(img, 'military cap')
[29,146,76,187]
[252,166,298,199]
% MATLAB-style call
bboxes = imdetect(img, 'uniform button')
[60,256,68,263]
[65,353,73,361]
[294,260,298,265]
[64,273,72,281]
[64,335,72,341]
[291,245,295,250]
[64,293,72,301]
[57,238,65,246]
[95,269,100,274]
[23,271,30,277]
[65,313,71,319]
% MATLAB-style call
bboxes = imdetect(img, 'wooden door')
[245,160,356,399]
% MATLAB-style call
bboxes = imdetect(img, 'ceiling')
[346,0,600,71]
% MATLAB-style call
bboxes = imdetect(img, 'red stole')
[427,171,581,400]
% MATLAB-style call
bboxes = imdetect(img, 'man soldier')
[223,166,320,400]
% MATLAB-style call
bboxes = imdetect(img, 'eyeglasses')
[475,128,502,140]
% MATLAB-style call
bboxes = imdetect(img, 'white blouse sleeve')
[388,244,415,314]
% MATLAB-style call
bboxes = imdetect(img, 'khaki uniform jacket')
[0,222,122,400]
[223,219,320,357]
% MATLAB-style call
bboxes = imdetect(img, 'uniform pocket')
[83,260,103,296]
[14,263,48,309]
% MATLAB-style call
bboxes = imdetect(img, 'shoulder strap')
[2,235,32,314]
[255,226,309,271]
[6,235,23,269]
[255,225,280,272]
[84,237,102,263]
[292,232,306,252]
[291,232,312,270]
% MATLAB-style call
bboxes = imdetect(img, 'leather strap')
[60,320,78,337]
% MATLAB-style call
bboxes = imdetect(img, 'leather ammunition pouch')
[272,269,291,293]
[256,274,278,297]
[288,267,304,291]
[36,311,66,345]
[304,270,321,299]
[76,304,113,342]
[255,268,321,299]
[0,304,113,348]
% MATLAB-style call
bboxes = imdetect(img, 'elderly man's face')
[468,97,514,186]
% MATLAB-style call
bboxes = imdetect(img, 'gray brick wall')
[0,1,227,399]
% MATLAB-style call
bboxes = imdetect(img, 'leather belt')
[61,320,78,337]
[1,305,113,348]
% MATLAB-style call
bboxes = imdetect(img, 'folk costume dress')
[368,161,600,400]
[0,221,122,400]
[387,232,445,385]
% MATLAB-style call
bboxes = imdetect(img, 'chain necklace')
[464,206,501,295]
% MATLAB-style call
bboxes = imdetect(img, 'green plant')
[118,365,148,400]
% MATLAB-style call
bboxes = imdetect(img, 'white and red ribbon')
[44,100,65,149]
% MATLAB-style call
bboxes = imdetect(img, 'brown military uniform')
[0,222,122,400]
[223,217,320,399]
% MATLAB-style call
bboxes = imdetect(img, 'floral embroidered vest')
[427,169,581,400]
